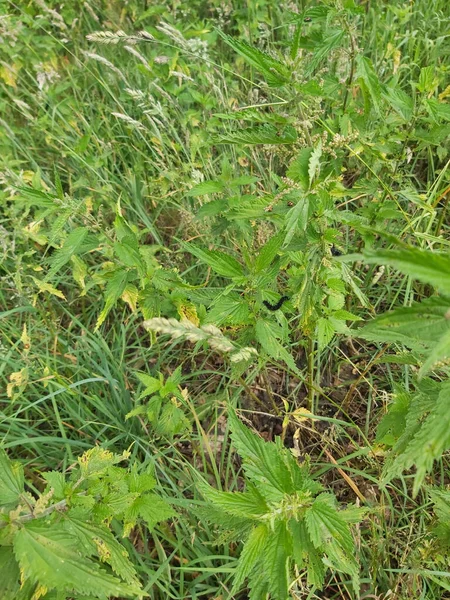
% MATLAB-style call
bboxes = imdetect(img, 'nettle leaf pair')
[0,447,174,599]
[198,411,364,598]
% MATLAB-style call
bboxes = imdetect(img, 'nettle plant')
[0,447,174,599]
[198,411,364,598]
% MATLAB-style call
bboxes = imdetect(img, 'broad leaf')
[13,522,143,598]
[217,31,290,87]
[362,247,450,295]
[182,243,244,278]
[46,227,89,280]
[0,450,24,507]
[232,524,269,593]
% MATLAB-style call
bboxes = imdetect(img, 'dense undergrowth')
[1,0,450,598]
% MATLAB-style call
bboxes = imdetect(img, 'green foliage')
[0,448,174,599]
[198,410,363,597]
[126,367,191,437]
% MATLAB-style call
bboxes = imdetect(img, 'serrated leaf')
[284,194,310,245]
[419,328,450,377]
[64,517,140,586]
[255,231,284,272]
[255,319,300,374]
[32,278,66,300]
[46,227,89,281]
[228,410,294,502]
[198,483,268,520]
[262,521,291,600]
[286,148,313,190]
[356,55,381,114]
[95,269,129,331]
[289,519,325,589]
[0,449,24,507]
[317,317,336,349]
[356,296,450,350]
[217,30,290,87]
[383,86,413,121]
[362,248,450,295]
[13,522,142,598]
[0,547,20,600]
[125,493,174,532]
[385,381,450,497]
[182,243,243,278]
[308,143,322,184]
[306,30,345,74]
[186,180,225,196]
[232,524,269,593]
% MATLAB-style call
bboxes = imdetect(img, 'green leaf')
[182,243,244,278]
[228,410,294,502]
[216,124,298,145]
[308,143,322,184]
[13,522,143,599]
[417,65,438,94]
[255,231,284,272]
[198,484,268,520]
[232,524,269,593]
[125,493,175,531]
[305,495,354,555]
[64,517,140,586]
[46,227,89,281]
[306,30,345,74]
[284,194,310,245]
[217,30,290,87]
[384,88,414,121]
[289,520,325,589]
[95,269,129,331]
[356,296,450,357]
[0,450,24,507]
[186,181,225,196]
[255,319,300,375]
[0,547,20,600]
[135,372,162,399]
[286,148,313,190]
[356,55,381,114]
[317,317,336,350]
[419,328,450,377]
[385,381,450,496]
[362,247,450,295]
[262,521,291,600]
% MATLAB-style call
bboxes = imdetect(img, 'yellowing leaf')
[177,301,199,325]
[7,368,29,398]
[122,284,139,312]
[292,408,314,423]
[0,63,19,87]
[32,278,66,300]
